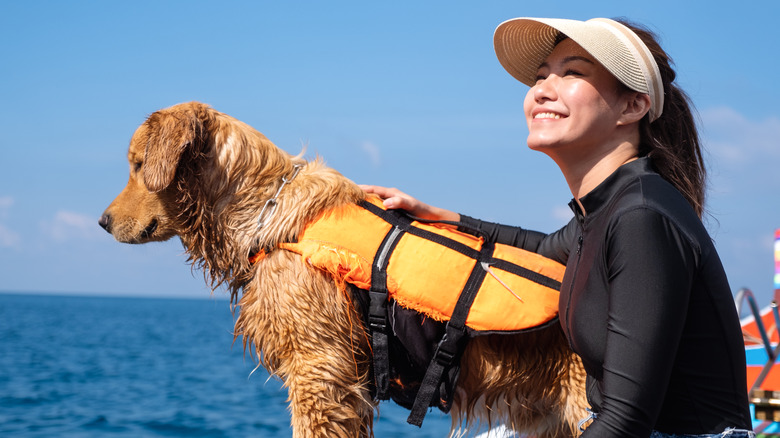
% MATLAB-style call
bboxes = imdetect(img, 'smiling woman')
[364,16,754,438]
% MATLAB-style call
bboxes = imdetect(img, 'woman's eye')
[564,69,583,77]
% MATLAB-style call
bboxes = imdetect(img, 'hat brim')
[493,18,571,87]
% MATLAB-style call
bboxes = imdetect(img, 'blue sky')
[1,1,779,306]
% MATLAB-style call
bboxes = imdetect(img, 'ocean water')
[0,293,454,437]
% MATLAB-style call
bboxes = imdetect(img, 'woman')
[363,17,753,438]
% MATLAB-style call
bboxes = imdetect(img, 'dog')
[99,102,587,437]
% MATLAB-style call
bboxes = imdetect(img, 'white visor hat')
[494,17,664,122]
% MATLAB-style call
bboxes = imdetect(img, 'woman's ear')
[618,92,652,126]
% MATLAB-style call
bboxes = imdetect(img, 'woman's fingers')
[359,185,403,200]
[359,184,460,222]
[360,185,416,208]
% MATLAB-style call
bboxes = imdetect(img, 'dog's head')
[100,101,317,249]
[99,102,217,244]
[99,102,266,243]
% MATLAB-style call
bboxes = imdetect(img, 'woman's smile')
[533,111,564,120]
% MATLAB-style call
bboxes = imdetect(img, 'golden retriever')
[99,102,587,437]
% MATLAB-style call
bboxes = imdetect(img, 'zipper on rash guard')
[564,231,584,347]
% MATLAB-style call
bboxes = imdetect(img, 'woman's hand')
[359,185,460,222]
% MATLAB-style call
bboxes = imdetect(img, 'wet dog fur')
[99,102,587,437]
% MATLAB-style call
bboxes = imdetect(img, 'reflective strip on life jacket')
[279,196,564,333]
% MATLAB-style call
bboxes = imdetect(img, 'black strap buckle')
[434,325,464,366]
[368,290,388,329]
[368,315,386,332]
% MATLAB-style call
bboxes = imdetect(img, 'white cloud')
[701,106,780,165]
[0,223,20,248]
[700,106,780,197]
[360,141,381,167]
[42,210,103,242]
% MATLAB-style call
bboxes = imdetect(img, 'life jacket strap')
[368,208,412,400]
[406,239,495,426]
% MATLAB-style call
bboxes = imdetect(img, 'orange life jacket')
[255,196,566,426]
[277,196,564,333]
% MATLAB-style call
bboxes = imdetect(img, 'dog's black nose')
[98,213,112,233]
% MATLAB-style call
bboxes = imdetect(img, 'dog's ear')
[142,108,204,192]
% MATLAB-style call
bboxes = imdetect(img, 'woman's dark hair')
[619,20,706,217]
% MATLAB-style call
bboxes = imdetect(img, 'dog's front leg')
[284,353,373,438]
[236,252,374,438]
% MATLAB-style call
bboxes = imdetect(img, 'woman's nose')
[533,75,558,103]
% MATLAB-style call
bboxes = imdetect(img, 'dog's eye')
[132,161,142,173]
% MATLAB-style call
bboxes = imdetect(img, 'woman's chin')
[526,137,559,152]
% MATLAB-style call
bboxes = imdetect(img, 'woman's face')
[523,38,629,157]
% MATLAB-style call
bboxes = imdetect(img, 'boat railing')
[736,287,780,392]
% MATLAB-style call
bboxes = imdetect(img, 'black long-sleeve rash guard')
[459,158,751,437]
